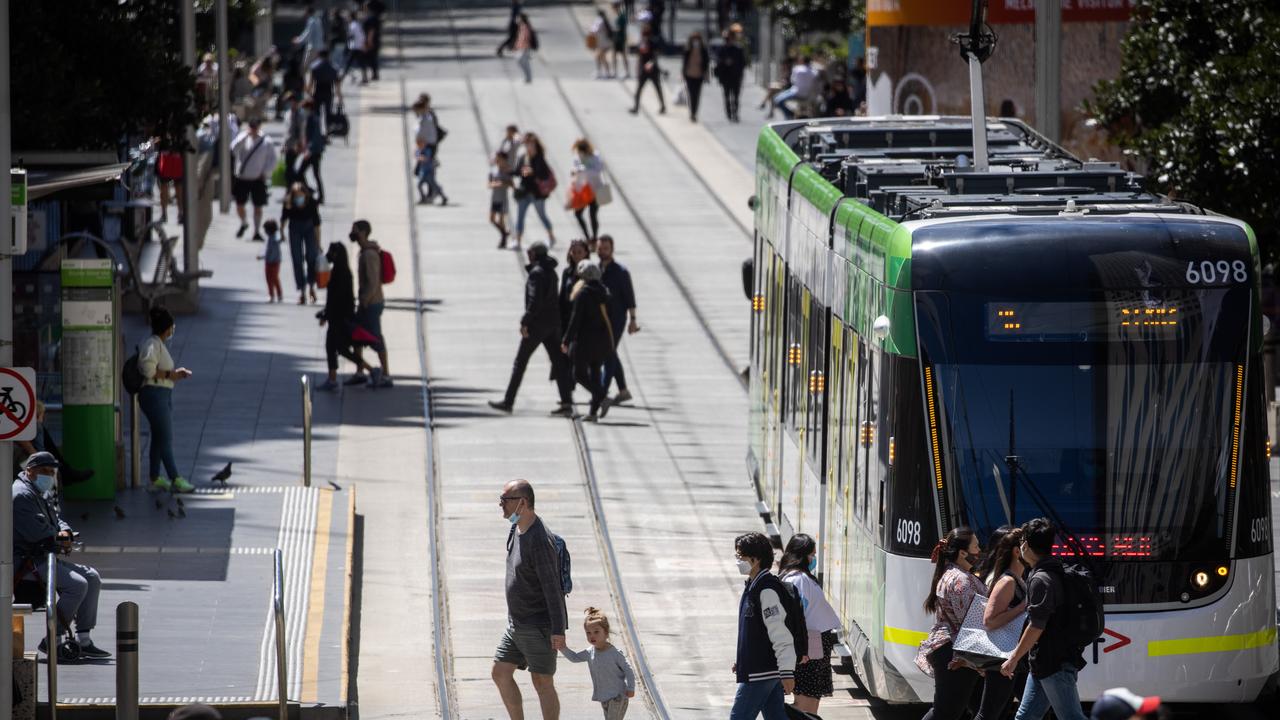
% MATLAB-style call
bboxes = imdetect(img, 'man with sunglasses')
[492,479,567,719]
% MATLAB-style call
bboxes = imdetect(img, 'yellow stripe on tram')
[884,626,929,646]
[1147,626,1277,657]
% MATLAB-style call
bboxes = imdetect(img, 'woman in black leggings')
[916,527,987,720]
[629,27,666,114]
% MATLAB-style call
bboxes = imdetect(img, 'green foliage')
[13,0,195,151]
[1086,0,1280,258]
[755,0,865,40]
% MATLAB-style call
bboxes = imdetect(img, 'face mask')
[32,473,55,494]
[736,559,752,576]
[807,557,817,573]
[506,500,522,525]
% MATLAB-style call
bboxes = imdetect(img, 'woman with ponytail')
[916,526,987,720]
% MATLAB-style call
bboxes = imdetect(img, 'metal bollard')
[301,374,312,487]
[116,602,139,720]
[46,553,58,720]
[131,393,141,488]
[273,549,288,720]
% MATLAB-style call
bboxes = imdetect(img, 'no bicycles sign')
[0,367,37,442]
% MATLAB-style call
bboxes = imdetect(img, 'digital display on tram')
[986,300,1183,341]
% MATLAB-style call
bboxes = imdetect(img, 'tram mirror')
[747,194,758,211]
[873,314,891,340]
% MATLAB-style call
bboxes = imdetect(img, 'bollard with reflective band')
[116,602,139,720]
[301,374,312,487]
[46,553,58,720]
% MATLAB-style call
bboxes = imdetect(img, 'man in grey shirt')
[493,479,567,719]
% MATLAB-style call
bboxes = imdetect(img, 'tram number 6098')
[895,519,922,546]
[1185,260,1247,285]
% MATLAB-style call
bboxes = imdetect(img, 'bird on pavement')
[177,506,187,519]
[154,499,163,510]
[175,497,185,508]
[167,508,177,520]
[80,513,90,522]
[211,462,233,487]
[328,481,342,491]
[113,506,126,520]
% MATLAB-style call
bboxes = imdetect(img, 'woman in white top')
[589,9,614,79]
[779,533,843,715]
[137,307,194,493]
[569,138,606,245]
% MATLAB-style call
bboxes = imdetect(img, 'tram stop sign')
[0,367,37,442]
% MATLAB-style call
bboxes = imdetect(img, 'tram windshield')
[915,286,1252,562]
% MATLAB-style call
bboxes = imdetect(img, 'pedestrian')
[260,219,284,302]
[281,93,304,186]
[560,607,636,719]
[138,307,195,494]
[513,13,539,84]
[714,27,745,123]
[489,243,575,416]
[915,527,986,720]
[560,239,590,331]
[999,518,1089,720]
[498,124,523,161]
[297,97,326,204]
[412,95,448,205]
[610,2,630,79]
[971,527,1029,720]
[777,534,841,716]
[249,49,279,116]
[1090,688,1163,720]
[822,76,856,117]
[589,10,614,79]
[327,9,349,73]
[514,132,557,250]
[489,150,514,248]
[493,478,568,720]
[280,182,323,305]
[280,48,305,120]
[569,139,605,243]
[595,236,637,404]
[681,31,710,122]
[629,26,666,114]
[292,5,326,69]
[362,0,384,81]
[349,220,392,387]
[155,141,185,224]
[561,260,614,421]
[496,0,523,56]
[316,242,376,391]
[730,532,798,720]
[773,55,818,120]
[230,117,278,241]
[345,9,369,84]
[306,49,342,136]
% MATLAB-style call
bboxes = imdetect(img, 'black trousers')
[971,666,1019,720]
[684,76,704,119]
[633,71,665,111]
[921,643,981,720]
[298,152,324,202]
[574,200,599,241]
[722,79,741,120]
[325,320,367,373]
[572,355,608,414]
[503,329,573,406]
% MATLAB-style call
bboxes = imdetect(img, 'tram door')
[824,318,852,619]
[767,255,787,515]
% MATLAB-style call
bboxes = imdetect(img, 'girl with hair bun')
[137,306,195,493]
[559,606,636,718]
[916,526,987,720]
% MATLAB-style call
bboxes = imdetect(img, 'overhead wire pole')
[181,0,199,277]
[217,0,231,214]
[0,0,14,716]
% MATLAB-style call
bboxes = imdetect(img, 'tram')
[746,114,1278,703]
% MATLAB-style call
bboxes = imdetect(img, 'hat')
[576,259,601,282]
[23,452,58,471]
[167,703,222,720]
[528,241,549,259]
[1091,688,1160,720]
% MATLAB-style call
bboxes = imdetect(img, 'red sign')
[868,0,1133,27]
[0,367,37,442]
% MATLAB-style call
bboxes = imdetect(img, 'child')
[559,607,636,719]
[260,219,284,302]
[415,137,448,206]
[488,150,513,248]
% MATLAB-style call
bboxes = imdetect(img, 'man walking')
[229,117,278,241]
[489,243,575,415]
[596,235,639,404]
[349,220,392,387]
[493,479,566,720]
[1000,518,1089,720]
[292,5,326,69]
[730,532,797,720]
[306,49,342,135]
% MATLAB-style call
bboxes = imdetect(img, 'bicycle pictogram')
[0,367,37,441]
[0,386,27,421]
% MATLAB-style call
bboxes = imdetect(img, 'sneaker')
[488,400,513,413]
[149,477,172,493]
[439,196,448,206]
[236,223,248,238]
[549,404,573,417]
[369,368,383,388]
[252,233,265,242]
[77,640,111,659]
[583,412,599,423]
[318,378,339,391]
[613,389,632,404]
[378,375,394,388]
[598,397,612,419]
[343,373,368,386]
[171,477,195,494]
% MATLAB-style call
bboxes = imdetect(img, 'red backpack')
[379,249,396,284]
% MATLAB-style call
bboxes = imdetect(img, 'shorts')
[490,195,509,214]
[232,177,268,207]
[494,624,557,675]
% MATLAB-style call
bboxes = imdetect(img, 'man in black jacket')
[490,243,575,415]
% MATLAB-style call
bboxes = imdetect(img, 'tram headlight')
[1191,570,1211,590]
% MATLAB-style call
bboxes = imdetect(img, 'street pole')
[181,0,199,277]
[1034,0,1062,143]
[217,0,231,214]
[0,0,14,716]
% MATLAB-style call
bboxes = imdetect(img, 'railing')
[131,393,142,489]
[272,548,288,720]
[46,553,58,720]
[301,375,312,487]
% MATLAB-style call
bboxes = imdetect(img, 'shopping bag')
[586,34,598,51]
[567,182,595,211]
[952,595,1027,670]
[315,255,332,289]
[593,183,613,207]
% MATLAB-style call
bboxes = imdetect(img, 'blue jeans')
[774,86,801,119]
[516,194,552,236]
[289,224,319,291]
[1014,664,1088,720]
[138,385,179,480]
[729,679,786,720]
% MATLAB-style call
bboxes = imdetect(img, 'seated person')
[823,77,857,117]
[12,452,109,658]
[15,401,94,485]
[773,55,819,120]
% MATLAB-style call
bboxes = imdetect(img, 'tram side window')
[807,299,827,464]
[885,354,938,557]
[842,326,859,500]
[785,279,805,431]
[769,258,785,407]
[1236,362,1274,558]
[856,332,872,525]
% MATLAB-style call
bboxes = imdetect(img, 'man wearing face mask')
[12,452,110,658]
[493,479,567,719]
[731,532,799,720]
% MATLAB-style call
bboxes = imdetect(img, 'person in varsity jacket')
[730,532,799,720]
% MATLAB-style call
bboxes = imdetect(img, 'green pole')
[61,258,117,500]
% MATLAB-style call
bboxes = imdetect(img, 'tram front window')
[916,286,1252,563]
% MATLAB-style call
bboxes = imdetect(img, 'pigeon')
[113,506,126,520]
[80,513,90,522]
[167,508,177,520]
[155,499,163,510]
[175,498,185,508]
[211,462,233,487]
[328,481,342,491]
[177,506,187,519]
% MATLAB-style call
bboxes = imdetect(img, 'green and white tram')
[747,115,1277,703]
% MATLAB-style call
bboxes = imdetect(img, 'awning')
[26,163,130,202]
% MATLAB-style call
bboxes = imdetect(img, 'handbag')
[315,254,332,289]
[567,182,595,211]
[952,595,1027,670]
[593,183,613,206]
[535,168,557,198]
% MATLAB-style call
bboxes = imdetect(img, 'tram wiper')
[991,462,1011,525]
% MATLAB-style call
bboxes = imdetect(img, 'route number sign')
[0,367,37,442]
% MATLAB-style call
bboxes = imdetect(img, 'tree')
[1086,0,1280,259]
[754,0,865,40]
[13,0,195,152]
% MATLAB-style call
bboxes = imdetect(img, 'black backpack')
[121,346,145,394]
[327,106,350,138]
[1050,561,1105,650]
